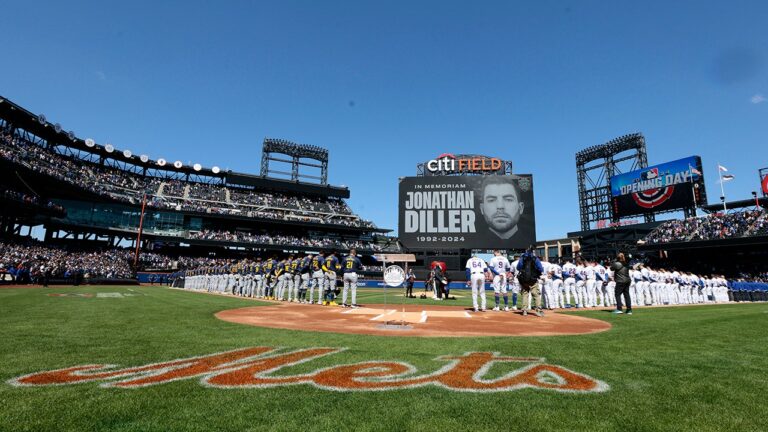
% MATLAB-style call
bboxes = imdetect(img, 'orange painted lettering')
[9,348,608,393]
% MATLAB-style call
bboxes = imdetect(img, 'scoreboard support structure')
[576,133,653,231]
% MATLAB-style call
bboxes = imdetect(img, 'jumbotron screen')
[610,156,707,217]
[398,175,536,249]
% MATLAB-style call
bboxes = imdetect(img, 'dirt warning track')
[216,303,611,337]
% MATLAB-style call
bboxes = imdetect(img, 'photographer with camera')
[610,252,633,315]
[516,246,544,317]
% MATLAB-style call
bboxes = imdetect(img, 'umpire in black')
[611,252,632,315]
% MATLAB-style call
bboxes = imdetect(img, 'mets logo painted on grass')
[8,347,608,393]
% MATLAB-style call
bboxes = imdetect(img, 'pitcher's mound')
[216,303,611,337]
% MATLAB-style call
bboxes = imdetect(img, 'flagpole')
[689,164,698,218]
[718,162,727,212]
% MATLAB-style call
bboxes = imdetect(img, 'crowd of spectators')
[187,182,226,202]
[643,219,700,244]
[161,180,186,197]
[690,210,764,241]
[0,240,134,283]
[643,209,767,244]
[0,133,154,204]
[187,229,399,251]
[0,133,375,228]
[733,272,768,283]
[1,188,65,214]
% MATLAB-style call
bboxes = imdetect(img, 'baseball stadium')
[2,4,768,432]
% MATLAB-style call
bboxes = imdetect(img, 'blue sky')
[2,1,767,239]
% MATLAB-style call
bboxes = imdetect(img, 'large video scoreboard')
[610,156,707,217]
[398,175,536,249]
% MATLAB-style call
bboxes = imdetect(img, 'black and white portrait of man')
[477,176,535,246]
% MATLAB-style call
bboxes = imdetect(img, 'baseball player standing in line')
[254,258,263,298]
[323,251,340,306]
[288,256,302,303]
[648,267,660,305]
[562,259,577,307]
[639,264,651,306]
[540,260,552,309]
[298,253,312,303]
[465,254,490,312]
[508,255,520,310]
[585,261,597,307]
[274,258,287,301]
[488,250,511,311]
[310,252,325,304]
[263,256,276,299]
[286,256,296,301]
[550,261,565,308]
[277,256,290,301]
[594,261,608,307]
[243,261,253,297]
[574,259,587,308]
[605,266,616,308]
[341,249,362,308]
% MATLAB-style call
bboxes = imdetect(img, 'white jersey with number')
[562,263,576,279]
[576,265,587,281]
[586,265,596,281]
[466,257,488,274]
[551,264,563,279]
[595,264,607,281]
[489,256,510,275]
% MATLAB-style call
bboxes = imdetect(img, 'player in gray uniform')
[290,256,302,302]
[297,254,312,303]
[310,253,326,304]
[341,249,363,308]
[252,258,263,298]
[275,258,288,301]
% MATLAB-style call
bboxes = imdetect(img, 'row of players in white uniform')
[481,255,730,310]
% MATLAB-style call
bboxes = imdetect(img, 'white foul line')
[369,310,396,321]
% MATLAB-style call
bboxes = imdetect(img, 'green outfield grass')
[1,285,766,432]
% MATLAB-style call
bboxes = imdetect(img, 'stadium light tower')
[575,133,652,231]
[260,138,329,184]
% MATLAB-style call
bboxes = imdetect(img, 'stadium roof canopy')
[702,197,767,213]
[0,95,349,198]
